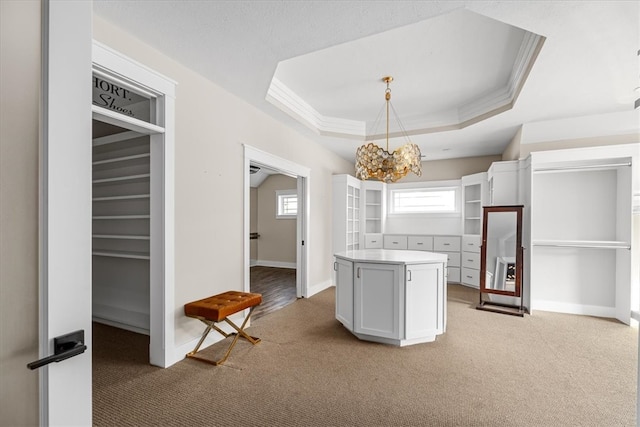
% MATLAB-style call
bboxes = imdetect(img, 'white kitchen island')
[334,249,448,346]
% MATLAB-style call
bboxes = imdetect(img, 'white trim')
[531,300,616,319]
[307,280,334,298]
[254,260,297,269]
[92,40,176,368]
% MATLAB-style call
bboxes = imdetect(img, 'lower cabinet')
[335,255,446,346]
[335,257,354,330]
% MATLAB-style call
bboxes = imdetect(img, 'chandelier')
[355,76,422,183]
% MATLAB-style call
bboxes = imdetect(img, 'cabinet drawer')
[447,267,460,283]
[383,235,408,250]
[462,252,480,269]
[445,252,461,268]
[407,235,433,251]
[461,267,480,287]
[364,234,383,249]
[433,236,461,252]
[462,235,481,253]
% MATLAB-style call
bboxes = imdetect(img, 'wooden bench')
[184,291,262,365]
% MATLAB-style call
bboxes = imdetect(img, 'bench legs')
[186,306,261,366]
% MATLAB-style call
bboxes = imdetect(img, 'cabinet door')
[405,263,445,339]
[335,258,354,330]
[354,263,401,339]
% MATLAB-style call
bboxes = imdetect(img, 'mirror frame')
[479,205,524,304]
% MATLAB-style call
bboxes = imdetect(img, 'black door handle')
[27,330,87,370]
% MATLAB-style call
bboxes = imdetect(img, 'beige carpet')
[93,285,637,426]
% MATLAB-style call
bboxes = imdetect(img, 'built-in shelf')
[93,194,150,202]
[92,234,150,240]
[466,200,482,204]
[466,217,481,220]
[532,240,630,250]
[92,173,150,185]
[92,250,150,260]
[92,215,150,220]
[92,153,151,166]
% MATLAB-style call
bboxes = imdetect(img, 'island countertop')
[334,249,448,265]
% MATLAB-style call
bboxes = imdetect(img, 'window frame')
[387,181,461,217]
[276,189,298,219]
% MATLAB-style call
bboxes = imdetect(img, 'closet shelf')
[92,250,150,260]
[92,234,150,240]
[92,153,150,166]
[93,194,150,202]
[465,199,481,204]
[93,215,150,220]
[466,217,481,220]
[532,240,630,250]
[92,173,150,185]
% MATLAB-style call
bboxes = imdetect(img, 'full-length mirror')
[477,205,525,316]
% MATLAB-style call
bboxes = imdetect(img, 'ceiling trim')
[266,32,545,141]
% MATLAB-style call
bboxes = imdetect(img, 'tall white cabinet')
[332,174,361,252]
[461,172,487,288]
[527,144,639,324]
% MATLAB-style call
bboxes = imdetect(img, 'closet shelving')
[529,151,635,323]
[92,132,152,333]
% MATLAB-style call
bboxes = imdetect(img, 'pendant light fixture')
[355,76,422,183]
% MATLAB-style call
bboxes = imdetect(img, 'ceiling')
[93,1,639,163]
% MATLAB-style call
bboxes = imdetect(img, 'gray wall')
[0,0,40,424]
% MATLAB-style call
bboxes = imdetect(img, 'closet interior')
[92,120,151,335]
[529,155,633,323]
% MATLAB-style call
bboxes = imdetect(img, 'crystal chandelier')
[355,76,422,183]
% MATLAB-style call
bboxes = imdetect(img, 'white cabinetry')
[461,172,488,288]
[332,174,361,252]
[383,234,408,250]
[354,263,401,339]
[334,257,354,330]
[335,250,447,346]
[488,161,520,206]
[462,172,487,235]
[362,180,386,248]
[434,236,461,283]
[461,235,481,288]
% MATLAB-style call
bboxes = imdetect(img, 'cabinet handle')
[333,262,337,271]
[407,270,412,281]
[357,267,361,278]
[468,243,474,246]
[466,275,473,279]
[392,241,398,244]
[443,243,450,246]
[416,242,423,245]
[371,240,377,243]
[467,259,473,262]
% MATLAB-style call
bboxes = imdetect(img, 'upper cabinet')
[461,172,488,236]
[361,180,386,236]
[332,174,361,252]
[488,160,521,206]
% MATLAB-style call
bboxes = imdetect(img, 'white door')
[405,263,445,339]
[35,1,93,425]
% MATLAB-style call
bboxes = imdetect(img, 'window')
[389,187,459,214]
[276,189,297,218]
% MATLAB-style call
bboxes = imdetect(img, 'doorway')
[243,145,310,314]
[249,165,298,319]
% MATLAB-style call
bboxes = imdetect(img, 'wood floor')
[250,266,297,320]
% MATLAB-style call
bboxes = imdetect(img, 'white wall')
[0,1,40,424]
[92,15,353,350]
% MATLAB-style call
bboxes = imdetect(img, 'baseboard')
[254,260,296,269]
[531,300,616,318]
[306,279,333,298]
[250,259,258,267]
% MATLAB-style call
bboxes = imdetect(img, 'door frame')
[92,41,176,367]
[243,145,310,298]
